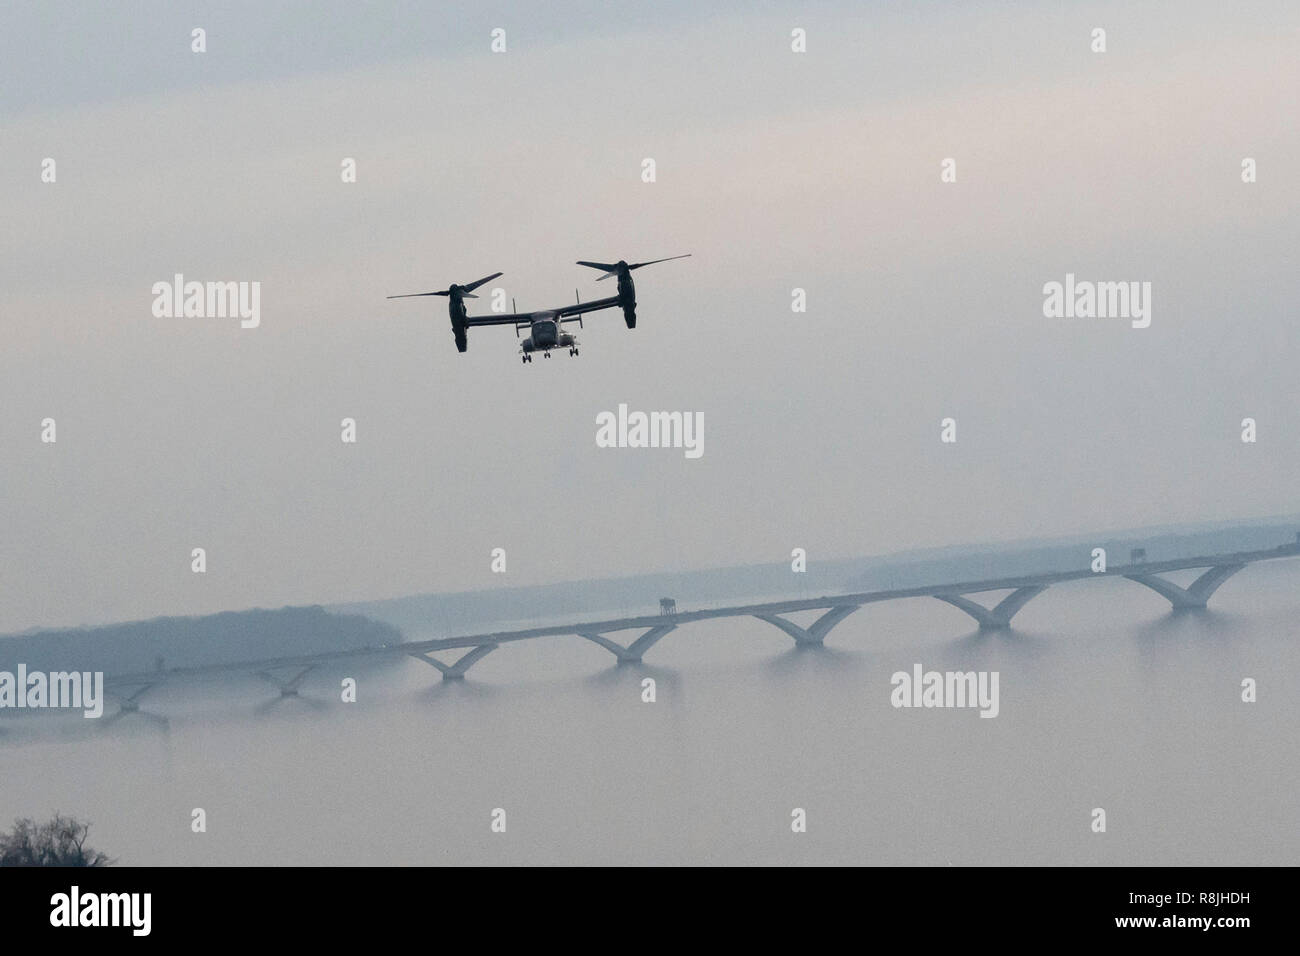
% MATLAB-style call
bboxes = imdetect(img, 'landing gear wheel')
[544,351,550,359]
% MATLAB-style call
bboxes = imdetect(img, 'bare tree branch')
[0,814,114,867]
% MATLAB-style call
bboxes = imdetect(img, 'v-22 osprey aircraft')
[387,255,690,362]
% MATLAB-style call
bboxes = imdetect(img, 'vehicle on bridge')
[386,255,690,362]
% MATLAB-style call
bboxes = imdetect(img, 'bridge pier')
[754,604,861,646]
[103,681,167,728]
[1124,564,1245,610]
[932,585,1048,631]
[578,625,676,663]
[107,681,155,712]
[255,664,316,697]
[408,644,498,680]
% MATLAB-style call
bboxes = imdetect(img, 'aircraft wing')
[463,312,535,327]
[460,295,621,327]
[557,295,621,318]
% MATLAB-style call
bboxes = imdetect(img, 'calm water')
[3,560,1297,865]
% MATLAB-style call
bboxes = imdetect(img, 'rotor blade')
[628,254,691,270]
[461,271,503,293]
[576,260,619,272]
[386,291,449,298]
[595,272,615,281]
[461,293,478,299]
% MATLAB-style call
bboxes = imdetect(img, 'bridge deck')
[101,543,1300,689]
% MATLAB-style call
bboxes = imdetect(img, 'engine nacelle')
[520,338,535,352]
[617,272,637,328]
[451,301,469,352]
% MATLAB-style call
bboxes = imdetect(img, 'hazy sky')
[2,1,1297,632]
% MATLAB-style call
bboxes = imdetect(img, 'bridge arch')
[754,604,861,646]
[408,644,499,679]
[932,585,1048,631]
[1124,564,1245,610]
[578,624,677,663]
